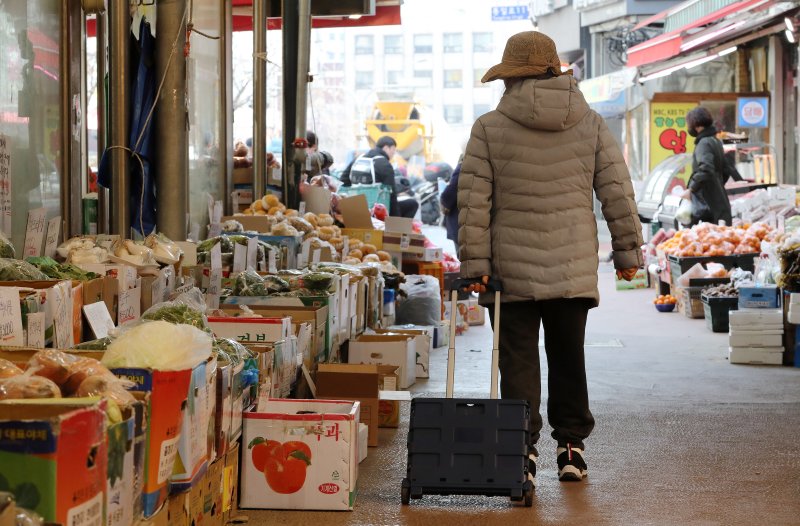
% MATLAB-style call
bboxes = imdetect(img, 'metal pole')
[221,0,234,215]
[59,0,71,238]
[253,0,267,200]
[155,0,188,240]
[96,12,109,234]
[107,0,131,236]
[282,0,299,207]
[295,0,311,146]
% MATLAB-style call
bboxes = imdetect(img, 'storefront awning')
[627,0,774,68]
[579,68,636,117]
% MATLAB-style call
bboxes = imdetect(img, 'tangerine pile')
[656,222,776,258]
[654,294,677,305]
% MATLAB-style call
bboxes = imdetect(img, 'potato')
[377,250,391,262]
[362,244,377,255]
[62,358,115,396]
[76,375,136,409]
[268,206,283,216]
[28,350,78,386]
[0,375,61,400]
[349,239,364,251]
[285,209,298,217]
[252,200,265,212]
[0,359,22,380]
[344,257,361,266]
[363,254,381,263]
[304,213,319,228]
[265,194,281,208]
[348,249,363,261]
[317,214,334,227]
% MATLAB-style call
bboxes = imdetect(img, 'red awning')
[87,5,401,37]
[627,0,770,68]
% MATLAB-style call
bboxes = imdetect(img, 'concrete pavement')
[248,239,800,525]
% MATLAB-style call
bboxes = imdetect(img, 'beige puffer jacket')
[457,75,643,306]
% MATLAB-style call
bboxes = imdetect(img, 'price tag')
[0,288,24,347]
[26,312,44,348]
[233,243,246,273]
[206,268,222,309]
[118,286,141,326]
[44,217,61,258]
[312,249,321,265]
[51,282,74,348]
[400,233,411,251]
[247,237,259,269]
[342,236,350,259]
[23,208,48,257]
[301,239,311,261]
[232,191,240,213]
[151,272,166,306]
[83,301,116,339]
[268,250,277,274]
[299,201,306,215]
[211,243,222,270]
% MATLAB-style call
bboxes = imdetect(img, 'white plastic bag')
[677,263,707,288]
[102,320,212,371]
[396,275,442,326]
[676,198,693,226]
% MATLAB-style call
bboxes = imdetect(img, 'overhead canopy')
[231,1,401,31]
[626,0,780,68]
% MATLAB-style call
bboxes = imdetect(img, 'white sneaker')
[557,444,588,481]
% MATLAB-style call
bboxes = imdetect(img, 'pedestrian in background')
[458,31,643,486]
[440,155,462,255]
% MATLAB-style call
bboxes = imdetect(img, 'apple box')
[207,316,292,346]
[0,400,107,526]
[348,334,416,389]
[240,400,359,511]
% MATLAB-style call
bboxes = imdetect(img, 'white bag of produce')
[102,320,212,371]
[676,198,693,226]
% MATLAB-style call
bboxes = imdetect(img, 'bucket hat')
[481,31,570,83]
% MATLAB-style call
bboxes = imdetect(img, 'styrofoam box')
[728,347,784,365]
[358,423,368,463]
[729,331,784,348]
[788,306,800,325]
[728,309,783,327]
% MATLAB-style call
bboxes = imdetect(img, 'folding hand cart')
[401,279,533,507]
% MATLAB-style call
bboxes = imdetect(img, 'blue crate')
[738,285,781,309]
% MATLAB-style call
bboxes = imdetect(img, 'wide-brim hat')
[481,31,570,83]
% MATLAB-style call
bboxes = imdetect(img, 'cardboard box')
[341,228,384,250]
[232,167,253,185]
[315,363,400,447]
[204,458,226,526]
[728,347,784,365]
[134,499,168,526]
[214,362,234,461]
[240,400,359,510]
[208,316,292,345]
[348,334,417,389]
[106,404,139,526]
[0,400,107,525]
[403,246,444,262]
[170,358,216,494]
[358,424,368,463]
[222,442,240,523]
[0,280,74,348]
[383,217,426,255]
[375,328,432,379]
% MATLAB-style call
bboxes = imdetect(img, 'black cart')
[401,280,534,507]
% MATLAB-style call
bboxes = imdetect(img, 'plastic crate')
[403,398,531,503]
[338,184,392,210]
[678,286,706,319]
[668,254,757,286]
[702,294,739,332]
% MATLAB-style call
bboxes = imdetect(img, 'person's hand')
[463,275,490,294]
[680,188,692,200]
[616,268,640,282]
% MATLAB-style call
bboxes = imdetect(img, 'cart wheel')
[401,485,411,505]
[524,487,533,508]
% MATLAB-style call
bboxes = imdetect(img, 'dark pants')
[490,299,595,449]
[397,198,419,219]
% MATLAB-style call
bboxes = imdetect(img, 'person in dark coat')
[340,136,401,216]
[681,107,732,225]
[440,161,461,254]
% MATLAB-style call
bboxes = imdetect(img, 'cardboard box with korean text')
[348,334,417,389]
[222,441,240,523]
[340,194,384,249]
[375,327,433,379]
[0,400,107,526]
[81,276,117,342]
[240,400,359,511]
[403,246,444,263]
[227,305,329,369]
[205,457,226,526]
[106,403,142,526]
[0,280,75,348]
[207,316,292,346]
[170,357,217,494]
[382,217,426,255]
[135,500,167,526]
[377,367,411,428]
[315,364,381,447]
[214,361,234,461]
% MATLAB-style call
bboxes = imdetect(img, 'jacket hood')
[366,147,389,160]
[496,75,590,132]
[694,125,718,144]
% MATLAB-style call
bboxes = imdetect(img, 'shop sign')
[649,102,697,171]
[491,5,529,21]
[737,97,768,128]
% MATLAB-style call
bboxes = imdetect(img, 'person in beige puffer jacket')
[458,31,643,485]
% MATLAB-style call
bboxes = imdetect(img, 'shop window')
[384,35,403,54]
[473,32,493,53]
[414,34,433,54]
[444,105,463,124]
[355,35,374,55]
[443,33,463,53]
[474,68,488,87]
[355,71,373,90]
[414,70,433,87]
[444,70,463,89]
[386,70,402,86]
[474,104,491,118]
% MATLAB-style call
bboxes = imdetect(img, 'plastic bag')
[212,337,254,365]
[396,275,442,326]
[0,230,15,258]
[27,349,79,385]
[0,258,49,281]
[74,375,136,408]
[142,288,210,332]
[677,263,708,288]
[232,269,289,296]
[102,320,212,371]
[60,357,117,395]
[0,373,61,400]
[676,198,693,226]
[0,358,22,379]
[705,262,727,278]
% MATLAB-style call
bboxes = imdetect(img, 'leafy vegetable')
[213,338,254,365]
[0,231,15,259]
[0,259,49,281]
[74,337,112,350]
[303,272,336,291]
[26,257,100,281]
[142,303,209,332]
